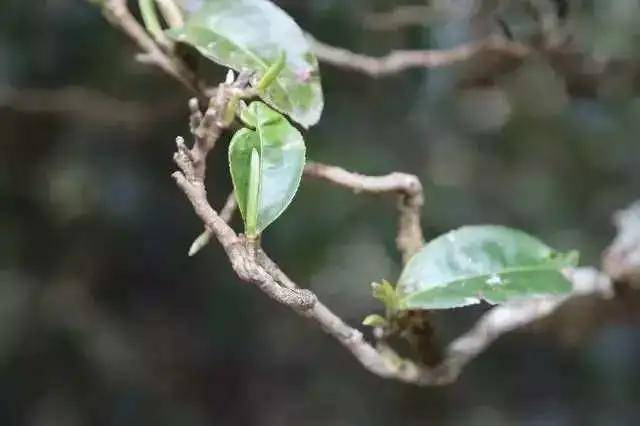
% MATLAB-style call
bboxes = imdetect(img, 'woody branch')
[92,0,639,386]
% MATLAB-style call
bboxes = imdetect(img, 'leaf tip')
[362,314,388,328]
[188,230,211,257]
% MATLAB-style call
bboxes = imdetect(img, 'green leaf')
[167,0,323,128]
[228,102,305,237]
[138,0,164,41]
[397,225,578,310]
[371,280,400,315]
[362,314,388,328]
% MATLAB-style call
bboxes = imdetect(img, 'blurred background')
[2,0,640,424]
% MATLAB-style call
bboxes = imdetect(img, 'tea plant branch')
[172,166,317,309]
[435,267,613,383]
[189,192,237,257]
[0,85,180,125]
[173,118,621,385]
[96,0,634,385]
[311,35,638,97]
[91,0,631,99]
[170,74,625,385]
[362,1,561,32]
[363,5,435,31]
[171,93,410,380]
[219,192,238,223]
[189,163,425,261]
[309,35,531,78]
[94,0,204,93]
[304,162,424,262]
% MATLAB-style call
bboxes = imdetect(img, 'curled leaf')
[229,102,306,236]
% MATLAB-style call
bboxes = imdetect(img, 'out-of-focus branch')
[0,86,179,125]
[312,34,640,98]
[364,5,449,31]
[310,35,530,78]
[604,201,640,285]
[363,1,567,33]
[434,267,613,383]
[304,162,424,262]
[219,191,238,223]
[189,192,236,257]
[93,0,204,93]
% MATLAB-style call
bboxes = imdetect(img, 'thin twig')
[97,0,204,93]
[189,192,236,257]
[364,5,447,31]
[0,86,178,125]
[310,35,530,78]
[220,192,238,223]
[433,267,613,384]
[304,162,424,262]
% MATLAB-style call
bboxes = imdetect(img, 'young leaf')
[138,0,164,42]
[362,314,388,328]
[397,225,578,310]
[228,102,306,236]
[167,0,324,128]
[371,280,400,315]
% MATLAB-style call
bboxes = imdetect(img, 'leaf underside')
[397,225,578,310]
[167,0,324,128]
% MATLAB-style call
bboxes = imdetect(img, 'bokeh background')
[2,0,640,424]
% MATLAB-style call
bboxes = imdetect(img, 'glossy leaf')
[228,102,305,237]
[167,0,323,128]
[397,225,578,310]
